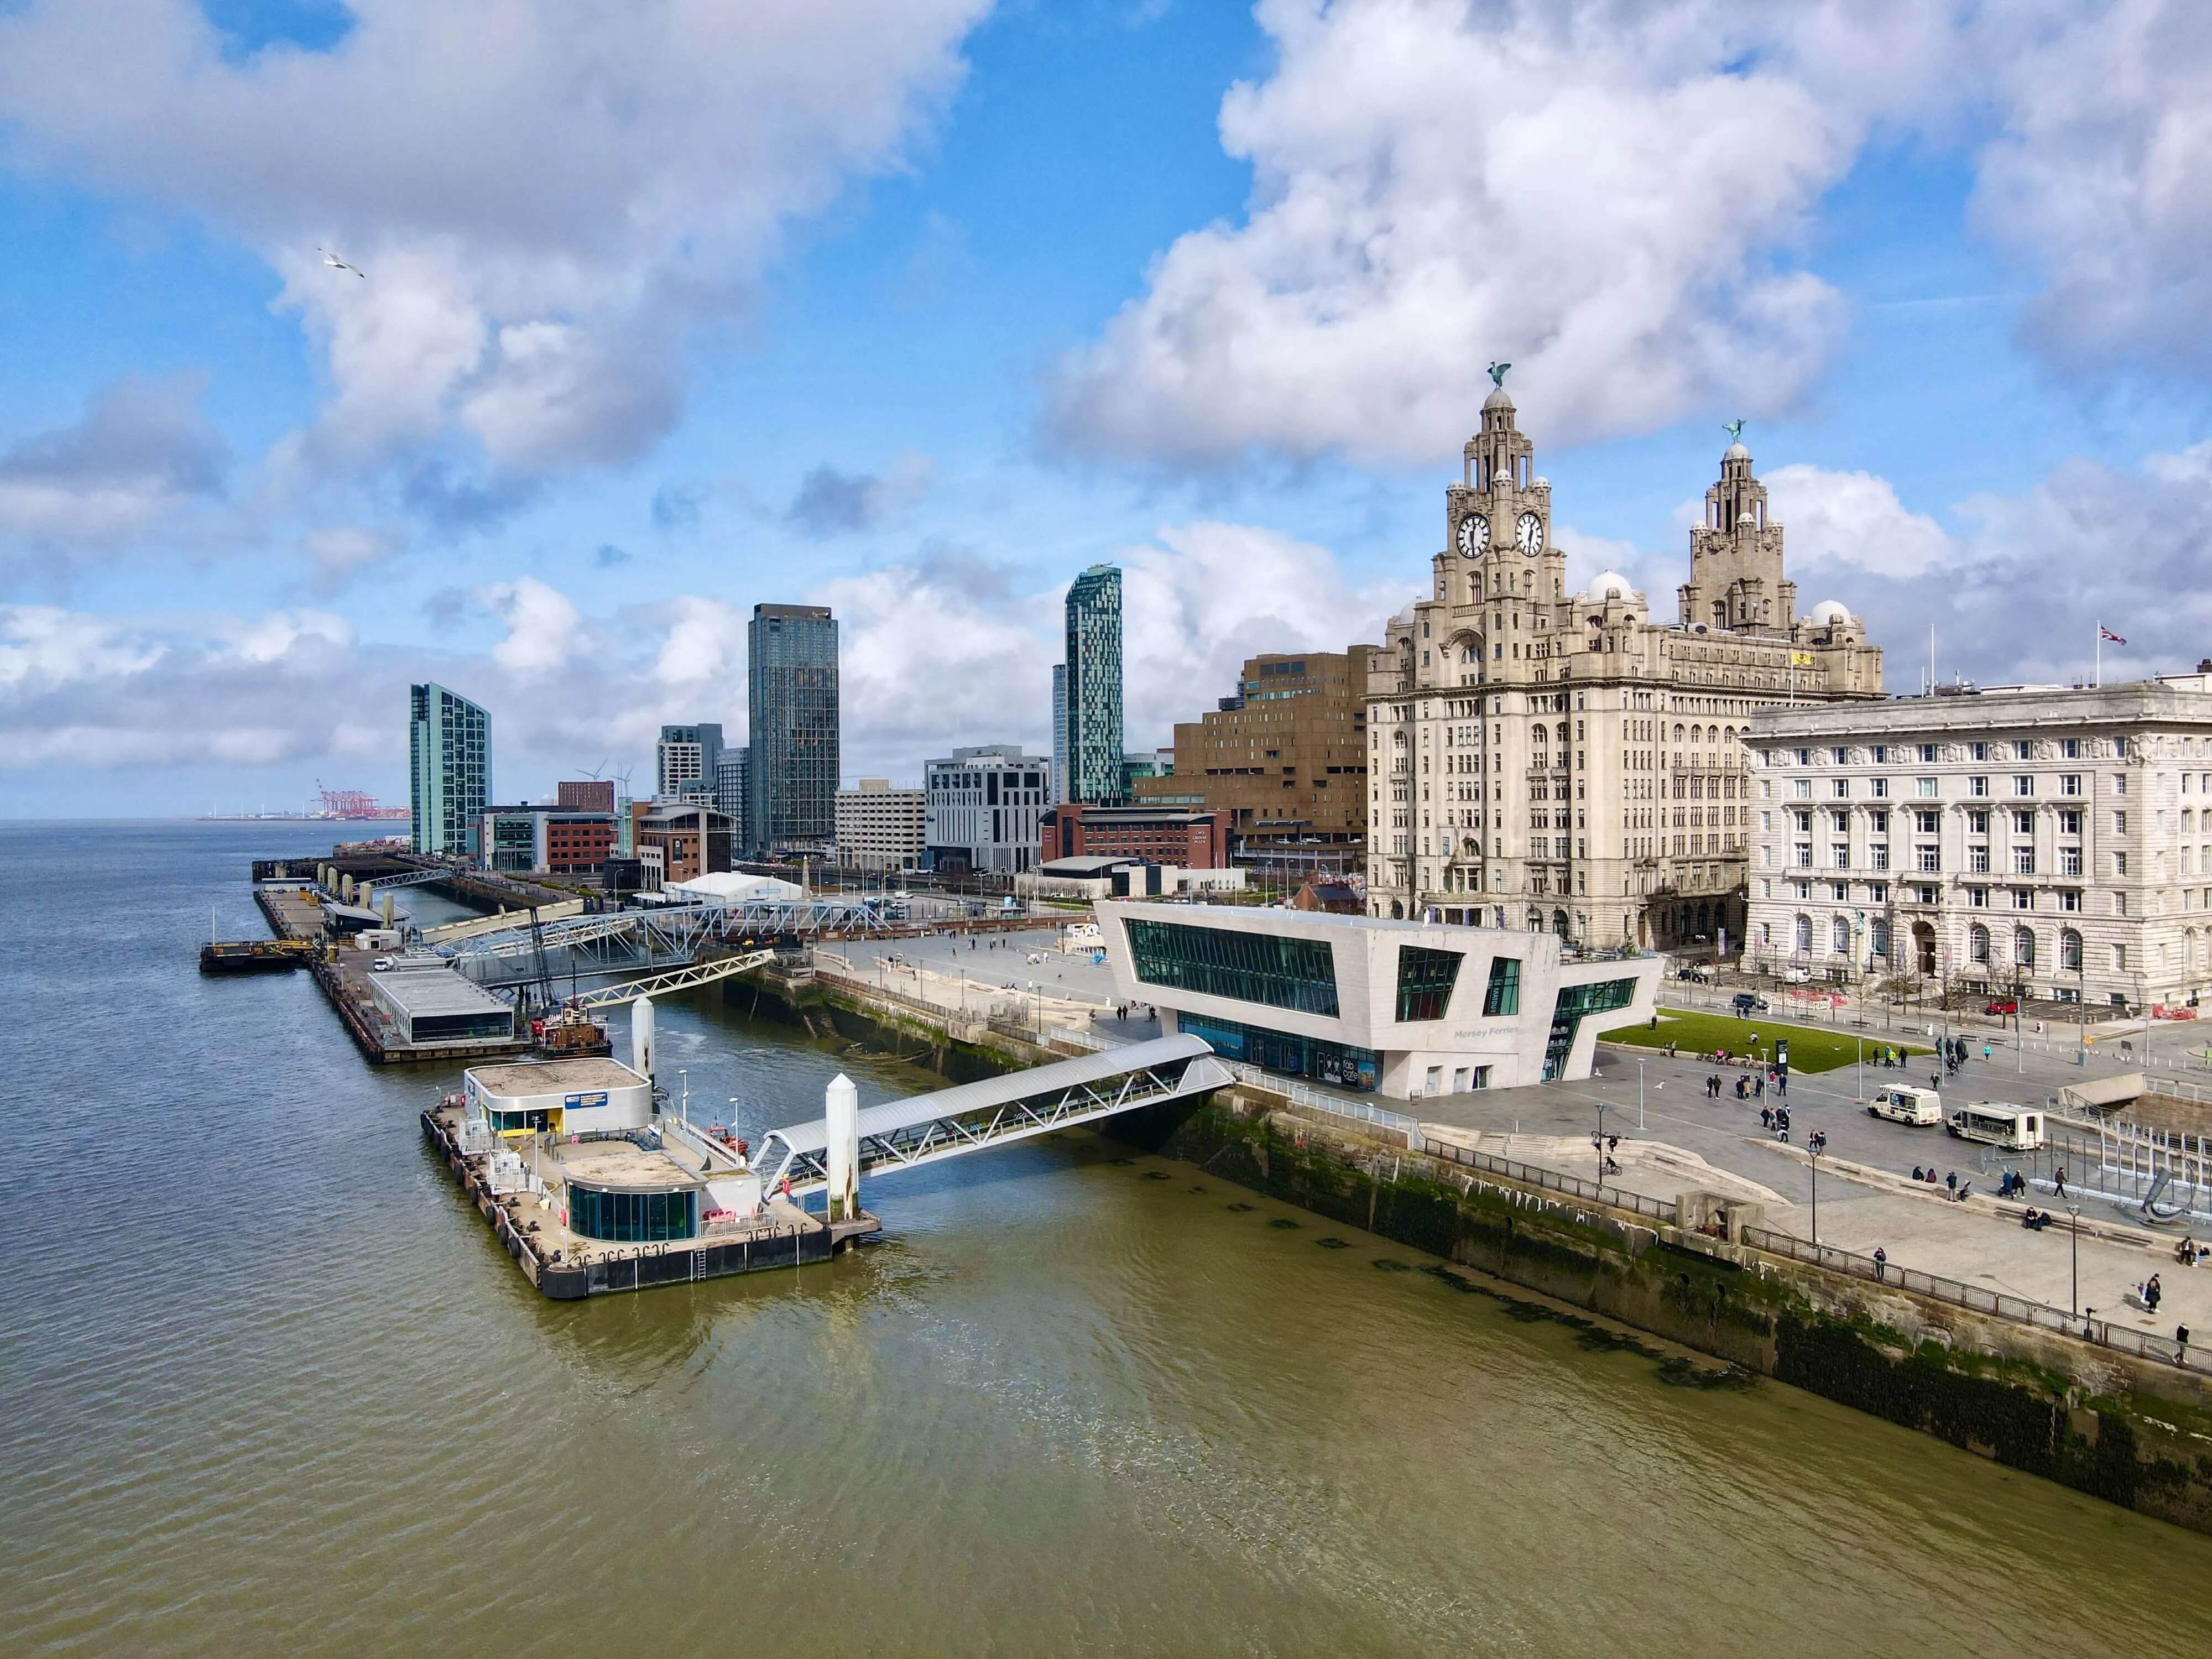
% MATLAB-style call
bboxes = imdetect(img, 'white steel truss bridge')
[557,950,780,1012]
[442,898,896,967]
[752,1034,1234,1199]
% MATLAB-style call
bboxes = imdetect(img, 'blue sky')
[6,1,2212,816]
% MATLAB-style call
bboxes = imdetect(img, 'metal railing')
[1225,1062,1424,1142]
[1422,1138,1679,1223]
[1739,1225,2210,1374]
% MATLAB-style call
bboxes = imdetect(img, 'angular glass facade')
[748,604,839,853]
[568,1183,697,1243]
[1395,945,1463,1022]
[409,681,490,859]
[1063,565,1124,805]
[1541,977,1639,1079]
[1178,1011,1380,1092]
[1126,920,1339,1015]
[1481,956,1522,1016]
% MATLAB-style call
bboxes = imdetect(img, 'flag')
[2100,625,2127,645]
[1789,650,1814,666]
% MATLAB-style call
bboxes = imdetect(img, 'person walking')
[1873,1246,1888,1280]
[2147,1274,2163,1313]
[2054,1166,2069,1201]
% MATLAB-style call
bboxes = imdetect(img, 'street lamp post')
[1808,1130,1828,1248]
[1592,1099,1609,1184]
[2068,1202,2082,1317]
[1637,1060,1646,1131]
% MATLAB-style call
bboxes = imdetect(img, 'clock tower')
[1439,383,1562,673]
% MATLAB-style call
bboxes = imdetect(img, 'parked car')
[1867,1085,1943,1126]
[1731,992,1770,1015]
[1985,998,2018,1016]
[1781,966,1811,984]
[372,957,394,972]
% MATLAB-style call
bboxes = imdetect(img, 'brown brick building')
[1041,804,1230,869]
[1133,648,1376,872]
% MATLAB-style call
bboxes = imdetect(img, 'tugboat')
[532,1005,613,1058]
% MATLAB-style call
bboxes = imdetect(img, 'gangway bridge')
[442,897,896,967]
[556,950,780,1012]
[752,1034,1234,1201]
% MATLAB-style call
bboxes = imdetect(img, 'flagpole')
[2095,622,2101,689]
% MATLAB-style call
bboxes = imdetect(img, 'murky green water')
[6,822,2210,1657]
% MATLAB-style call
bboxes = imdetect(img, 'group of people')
[1704,1069,1787,1101]
[2176,1236,2210,1267]
[1907,1165,1973,1200]
[2020,1207,2057,1231]
[1759,1104,1793,1139]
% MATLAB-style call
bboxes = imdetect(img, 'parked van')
[1945,1102,2046,1151]
[1867,1085,1943,1126]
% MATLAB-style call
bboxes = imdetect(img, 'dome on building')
[1483,384,1515,412]
[1807,598,1852,625]
[1582,571,1636,602]
[1724,440,1751,461]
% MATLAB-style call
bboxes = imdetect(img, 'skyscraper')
[1063,564,1124,805]
[409,682,490,859]
[1050,662,1068,805]
[715,747,749,848]
[748,603,839,853]
[656,723,723,801]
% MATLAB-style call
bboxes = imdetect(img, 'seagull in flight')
[317,247,366,279]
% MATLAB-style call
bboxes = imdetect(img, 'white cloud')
[479,577,586,676]
[1971,1,2212,379]
[651,596,747,689]
[816,523,1401,776]
[1121,521,1399,740]
[0,0,991,478]
[1049,0,1880,467]
[1760,464,1957,580]
[0,376,226,554]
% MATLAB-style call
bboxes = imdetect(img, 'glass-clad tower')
[747,604,839,853]
[1063,564,1124,805]
[409,682,490,858]
[1050,663,1068,805]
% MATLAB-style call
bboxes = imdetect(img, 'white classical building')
[1365,386,1884,951]
[1744,678,2212,1011]
[1094,900,1660,1098]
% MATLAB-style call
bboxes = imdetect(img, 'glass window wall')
[1126,921,1339,1015]
[568,1184,697,1243]
[1395,945,1464,1022]
[1178,1012,1379,1092]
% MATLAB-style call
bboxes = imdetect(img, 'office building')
[836,779,926,872]
[657,723,724,803]
[477,804,617,876]
[748,604,839,853]
[1365,390,1884,947]
[1093,901,1659,1097]
[714,748,750,847]
[1063,565,1125,804]
[1744,678,2212,1011]
[1051,664,1070,805]
[925,744,1051,874]
[636,802,735,886]
[1136,650,1375,872]
[409,682,491,859]
[557,779,617,814]
[1042,802,1232,869]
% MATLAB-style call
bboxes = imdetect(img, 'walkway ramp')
[754,1034,1232,1198]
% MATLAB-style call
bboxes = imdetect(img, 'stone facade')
[1364,389,1884,947]
[1744,679,2212,1010]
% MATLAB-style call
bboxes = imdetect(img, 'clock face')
[1516,511,1543,556]
[1456,513,1489,557]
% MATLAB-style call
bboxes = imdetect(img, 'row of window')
[1781,774,2096,801]
[1773,739,2092,765]
[1761,913,2127,974]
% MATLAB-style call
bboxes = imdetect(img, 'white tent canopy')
[666,872,805,904]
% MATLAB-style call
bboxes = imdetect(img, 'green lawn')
[1598,1008,1933,1073]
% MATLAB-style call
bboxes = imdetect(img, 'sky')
[7,0,2212,816]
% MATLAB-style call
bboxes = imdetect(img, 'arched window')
[1969,924,1990,964]
[1871,919,1890,958]
[2060,929,2083,971]
[1673,723,1686,742]
[2013,927,2036,970]
[1831,916,1849,953]
[1794,914,1812,953]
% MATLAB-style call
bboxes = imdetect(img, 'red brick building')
[556,779,617,813]
[1041,805,1230,869]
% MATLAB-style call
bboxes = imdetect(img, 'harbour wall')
[733,961,2212,1536]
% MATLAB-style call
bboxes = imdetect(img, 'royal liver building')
[1365,380,1885,948]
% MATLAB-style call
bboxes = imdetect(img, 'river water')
[6,821,2210,1658]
